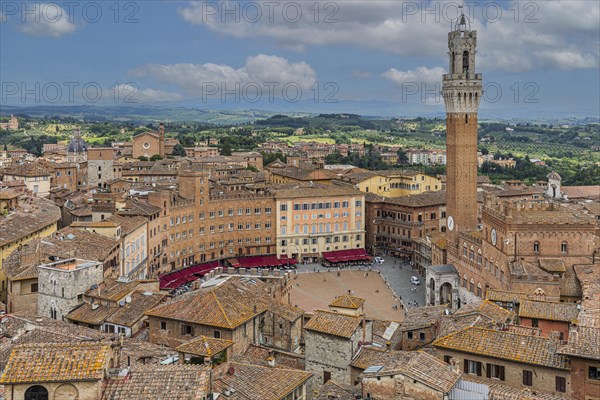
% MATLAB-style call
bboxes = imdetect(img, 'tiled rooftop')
[176,336,234,357]
[146,277,270,329]
[87,279,141,302]
[105,292,165,327]
[3,227,118,281]
[0,342,110,384]
[241,344,305,370]
[558,326,600,361]
[350,345,388,370]
[433,327,570,370]
[400,304,447,331]
[518,300,579,323]
[453,300,515,323]
[100,364,210,400]
[359,350,462,393]
[304,310,363,339]
[0,197,61,247]
[329,295,366,310]
[315,380,361,400]
[486,289,526,303]
[213,362,312,400]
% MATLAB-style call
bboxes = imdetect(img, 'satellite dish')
[119,300,125,307]
[125,296,132,303]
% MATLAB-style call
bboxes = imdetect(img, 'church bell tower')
[443,12,482,243]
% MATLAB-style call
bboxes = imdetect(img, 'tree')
[150,154,163,161]
[171,143,187,157]
[220,143,232,156]
[138,156,149,161]
[397,149,408,165]
[480,147,489,155]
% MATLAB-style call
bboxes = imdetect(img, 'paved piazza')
[293,255,426,322]
[290,267,405,321]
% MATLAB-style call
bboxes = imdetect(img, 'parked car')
[374,257,385,264]
[410,276,421,285]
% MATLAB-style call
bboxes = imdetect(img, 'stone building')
[559,326,600,400]
[433,326,572,397]
[87,147,116,189]
[359,351,462,400]
[132,123,179,159]
[37,258,104,321]
[1,162,52,197]
[399,304,447,351]
[366,191,447,264]
[272,183,366,263]
[72,215,149,279]
[0,114,19,130]
[0,195,61,302]
[53,162,80,191]
[4,227,119,315]
[304,310,372,391]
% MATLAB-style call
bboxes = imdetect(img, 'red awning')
[322,249,370,263]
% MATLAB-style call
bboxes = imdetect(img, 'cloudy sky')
[1,1,598,117]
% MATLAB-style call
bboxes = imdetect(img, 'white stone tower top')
[442,11,483,114]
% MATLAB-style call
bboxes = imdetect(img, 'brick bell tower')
[443,12,482,244]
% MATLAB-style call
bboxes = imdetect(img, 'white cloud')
[130,54,317,97]
[19,3,76,37]
[178,0,599,72]
[382,66,446,86]
[111,84,183,103]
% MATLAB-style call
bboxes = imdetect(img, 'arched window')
[561,242,568,254]
[25,385,48,400]
[463,50,469,73]
[533,241,540,253]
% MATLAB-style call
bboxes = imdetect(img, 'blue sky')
[1,1,599,118]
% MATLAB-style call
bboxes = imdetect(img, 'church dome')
[68,137,88,153]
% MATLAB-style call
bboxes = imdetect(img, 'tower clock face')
[447,216,455,231]
[491,228,497,246]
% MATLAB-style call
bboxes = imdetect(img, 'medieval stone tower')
[442,13,483,243]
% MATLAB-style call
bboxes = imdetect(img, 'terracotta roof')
[433,327,570,370]
[269,182,363,198]
[0,342,110,384]
[101,364,210,400]
[304,310,363,339]
[486,289,526,303]
[315,380,360,400]
[87,279,141,302]
[538,258,566,273]
[106,215,148,235]
[385,191,446,208]
[558,326,600,361]
[560,265,582,298]
[146,277,269,329]
[0,197,61,247]
[241,344,305,370]
[461,375,571,400]
[2,162,51,177]
[176,336,234,357]
[401,304,447,331]
[359,350,462,393]
[350,345,388,369]
[66,303,116,325]
[453,300,515,323]
[105,292,166,327]
[329,295,366,310]
[3,227,118,281]
[561,185,600,200]
[518,300,579,323]
[214,362,312,400]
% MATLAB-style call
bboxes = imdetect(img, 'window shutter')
[464,359,469,373]
[500,366,505,381]
[486,364,491,378]
[477,362,482,376]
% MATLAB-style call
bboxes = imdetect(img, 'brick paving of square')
[289,269,404,322]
